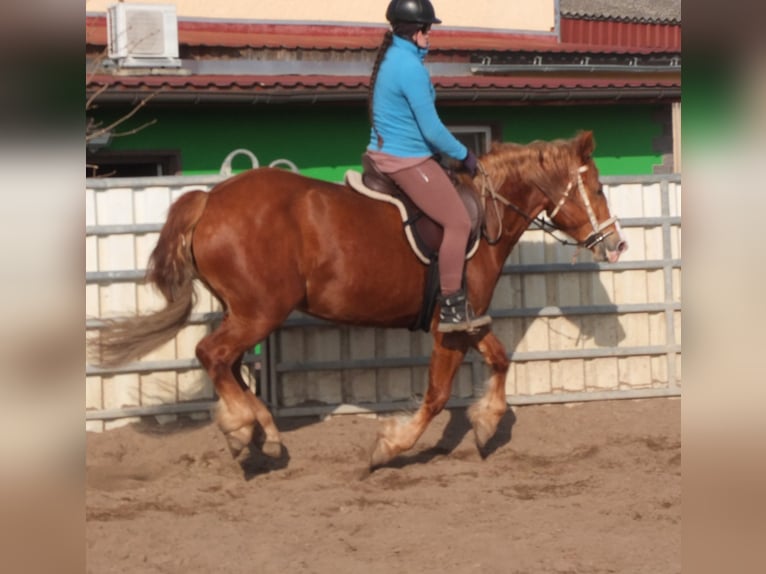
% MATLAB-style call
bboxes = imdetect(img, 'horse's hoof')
[224,426,254,459]
[468,404,497,449]
[226,434,247,459]
[369,439,394,469]
[473,423,493,450]
[261,439,283,458]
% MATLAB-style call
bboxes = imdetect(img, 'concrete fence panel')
[85,173,681,430]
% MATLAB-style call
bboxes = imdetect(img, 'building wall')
[93,102,667,179]
[85,0,556,32]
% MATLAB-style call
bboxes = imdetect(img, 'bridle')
[477,161,619,250]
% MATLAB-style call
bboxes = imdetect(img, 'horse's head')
[546,131,628,263]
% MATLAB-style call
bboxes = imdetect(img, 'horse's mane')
[480,137,579,199]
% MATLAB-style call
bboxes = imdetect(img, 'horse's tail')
[92,190,210,367]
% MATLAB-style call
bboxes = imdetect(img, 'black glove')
[462,149,478,177]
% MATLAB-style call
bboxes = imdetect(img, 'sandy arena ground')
[86,398,680,574]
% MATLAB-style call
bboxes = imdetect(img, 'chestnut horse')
[93,130,626,468]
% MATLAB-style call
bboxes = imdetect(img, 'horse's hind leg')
[229,355,280,456]
[467,330,510,449]
[196,315,282,458]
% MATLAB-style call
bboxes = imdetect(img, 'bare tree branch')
[110,119,159,138]
[85,83,109,112]
[86,87,164,142]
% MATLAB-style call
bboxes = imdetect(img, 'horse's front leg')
[467,330,510,449]
[370,333,468,468]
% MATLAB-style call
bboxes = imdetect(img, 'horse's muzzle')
[606,239,628,262]
[588,232,628,263]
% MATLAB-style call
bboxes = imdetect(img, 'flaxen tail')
[91,190,210,367]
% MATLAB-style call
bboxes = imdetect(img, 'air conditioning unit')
[107,3,181,67]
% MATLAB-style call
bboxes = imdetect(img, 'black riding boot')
[437,288,492,333]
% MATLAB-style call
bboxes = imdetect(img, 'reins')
[477,161,578,247]
[476,160,618,251]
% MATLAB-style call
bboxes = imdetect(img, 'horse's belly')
[300,228,426,326]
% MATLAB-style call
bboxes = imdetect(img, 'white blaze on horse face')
[606,246,621,263]
[614,219,628,251]
[601,190,628,263]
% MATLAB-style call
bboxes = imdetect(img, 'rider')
[366,0,491,333]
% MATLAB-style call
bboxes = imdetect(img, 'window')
[447,124,497,155]
[86,150,181,178]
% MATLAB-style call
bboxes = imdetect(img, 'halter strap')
[476,160,620,251]
[549,165,587,219]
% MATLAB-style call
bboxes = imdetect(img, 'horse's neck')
[496,175,547,246]
[475,146,570,283]
[470,177,543,292]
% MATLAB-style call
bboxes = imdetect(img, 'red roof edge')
[87,14,679,53]
[560,17,681,51]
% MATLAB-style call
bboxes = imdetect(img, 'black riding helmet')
[386,0,442,25]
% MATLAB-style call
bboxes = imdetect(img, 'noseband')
[549,165,618,249]
[477,161,619,250]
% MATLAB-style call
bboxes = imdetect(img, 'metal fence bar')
[86,175,226,188]
[479,302,680,318]
[84,173,679,186]
[274,344,679,374]
[86,351,258,376]
[600,174,681,185]
[269,302,679,329]
[84,386,680,422]
[87,270,146,283]
[85,173,680,190]
[86,311,222,329]
[85,219,679,239]
[84,259,681,285]
[266,333,279,409]
[86,223,164,236]
[661,179,680,389]
[498,387,681,405]
[86,401,216,421]
[502,260,680,274]
[272,388,680,418]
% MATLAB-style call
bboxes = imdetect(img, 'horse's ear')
[576,130,595,160]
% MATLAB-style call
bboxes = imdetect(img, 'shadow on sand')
[368,406,517,473]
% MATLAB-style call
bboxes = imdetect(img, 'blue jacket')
[368,35,467,161]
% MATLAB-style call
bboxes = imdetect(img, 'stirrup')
[437,289,492,333]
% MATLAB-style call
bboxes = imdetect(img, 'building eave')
[86,73,681,106]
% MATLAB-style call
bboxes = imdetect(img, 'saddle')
[344,153,483,265]
[344,154,484,333]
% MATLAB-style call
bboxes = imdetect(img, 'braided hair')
[368,30,394,149]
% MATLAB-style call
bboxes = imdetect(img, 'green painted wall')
[442,104,665,176]
[96,102,665,179]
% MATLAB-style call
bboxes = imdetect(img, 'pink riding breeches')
[386,158,471,295]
